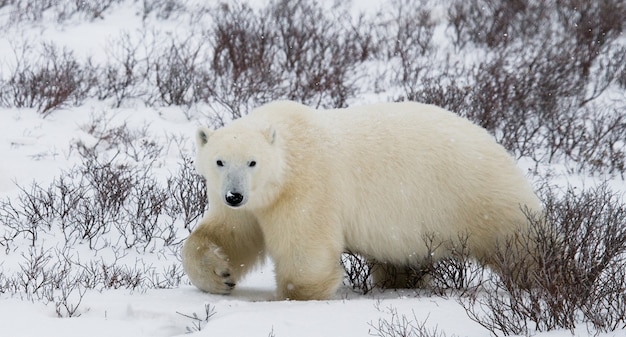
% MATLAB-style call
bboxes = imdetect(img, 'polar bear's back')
[317,102,540,265]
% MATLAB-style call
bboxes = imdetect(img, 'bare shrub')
[76,144,177,249]
[374,233,485,297]
[342,252,376,295]
[55,0,123,21]
[0,127,196,298]
[140,0,187,20]
[445,2,471,51]
[0,270,9,294]
[177,303,216,333]
[464,33,625,177]
[383,0,437,100]
[392,58,471,116]
[555,0,626,81]
[200,0,375,120]
[1,42,95,116]
[153,37,204,107]
[166,153,207,231]
[200,1,281,120]
[462,183,626,335]
[465,37,587,158]
[342,233,484,297]
[95,32,151,108]
[146,263,186,289]
[369,305,449,337]
[80,113,163,161]
[54,268,86,318]
[0,0,16,8]
[2,0,122,23]
[618,66,626,90]
[426,235,485,297]
[468,61,536,158]
[435,0,626,177]
[3,0,54,23]
[269,0,372,108]
[0,182,56,247]
[565,106,626,177]
[0,242,186,315]
[79,256,153,291]
[450,0,551,49]
[389,0,434,57]
[122,170,170,249]
[577,46,626,107]
[0,119,193,251]
[17,247,55,300]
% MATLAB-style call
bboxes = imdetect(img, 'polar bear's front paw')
[203,244,237,294]
[183,241,237,295]
[210,264,237,294]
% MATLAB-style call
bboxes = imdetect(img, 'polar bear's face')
[195,125,283,210]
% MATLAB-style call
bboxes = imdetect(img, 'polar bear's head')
[195,123,284,210]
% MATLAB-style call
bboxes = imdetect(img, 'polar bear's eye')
[248,161,257,167]
[216,160,224,167]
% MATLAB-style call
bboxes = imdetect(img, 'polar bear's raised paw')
[183,240,236,295]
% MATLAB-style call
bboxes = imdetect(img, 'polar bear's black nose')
[225,191,244,207]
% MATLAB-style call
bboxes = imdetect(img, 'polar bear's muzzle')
[225,190,246,208]
[222,169,249,208]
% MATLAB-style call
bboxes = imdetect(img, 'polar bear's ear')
[263,126,276,145]
[196,127,212,147]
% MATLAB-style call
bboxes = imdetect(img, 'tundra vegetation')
[0,0,625,335]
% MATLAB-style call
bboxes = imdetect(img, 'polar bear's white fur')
[182,101,541,300]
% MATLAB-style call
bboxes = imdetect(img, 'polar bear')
[182,100,541,300]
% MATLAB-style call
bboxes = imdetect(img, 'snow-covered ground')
[1,1,625,336]
[1,267,491,337]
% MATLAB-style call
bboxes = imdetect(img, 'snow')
[1,267,492,337]
[1,1,625,337]
[3,276,625,337]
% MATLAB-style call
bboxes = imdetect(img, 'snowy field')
[1,0,626,336]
